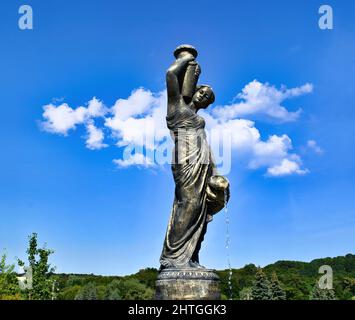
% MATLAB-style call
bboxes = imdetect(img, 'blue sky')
[0,0,354,275]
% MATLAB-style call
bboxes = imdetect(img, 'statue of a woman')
[160,45,230,270]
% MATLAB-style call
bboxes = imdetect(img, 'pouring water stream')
[224,189,233,300]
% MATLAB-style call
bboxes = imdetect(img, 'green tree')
[0,253,20,299]
[270,272,286,300]
[251,268,272,300]
[343,277,355,297]
[58,285,81,300]
[104,280,122,300]
[66,275,84,287]
[18,233,56,300]
[310,282,337,300]
[119,279,154,300]
[239,287,252,300]
[75,282,98,300]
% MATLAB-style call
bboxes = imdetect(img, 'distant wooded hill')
[54,254,355,300]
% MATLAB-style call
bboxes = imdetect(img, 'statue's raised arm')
[166,45,200,115]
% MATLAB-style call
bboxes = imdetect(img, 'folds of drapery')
[160,106,214,268]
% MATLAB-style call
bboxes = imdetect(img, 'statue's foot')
[159,259,175,271]
[178,261,194,269]
[189,261,206,269]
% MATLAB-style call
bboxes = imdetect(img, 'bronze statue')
[160,45,230,270]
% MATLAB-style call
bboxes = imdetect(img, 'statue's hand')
[177,54,195,63]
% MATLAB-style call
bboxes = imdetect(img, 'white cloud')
[86,97,108,118]
[110,88,158,121]
[85,121,108,150]
[267,158,309,177]
[307,139,323,154]
[105,89,168,149]
[200,112,261,152]
[202,116,307,176]
[41,103,86,135]
[249,134,292,169]
[212,80,313,122]
[113,153,155,168]
[40,81,312,176]
[41,97,106,135]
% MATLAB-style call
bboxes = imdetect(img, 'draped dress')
[160,104,217,269]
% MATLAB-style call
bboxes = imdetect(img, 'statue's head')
[192,85,215,110]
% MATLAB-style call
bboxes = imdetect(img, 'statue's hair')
[195,84,215,104]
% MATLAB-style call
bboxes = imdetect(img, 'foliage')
[239,287,252,300]
[119,278,154,300]
[260,253,355,300]
[0,253,20,299]
[251,268,272,300]
[104,280,122,300]
[66,275,84,287]
[270,272,286,300]
[310,282,337,300]
[58,284,81,300]
[341,277,355,299]
[75,282,98,300]
[1,234,354,301]
[69,278,154,300]
[18,233,56,300]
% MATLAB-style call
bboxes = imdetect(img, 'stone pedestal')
[155,268,220,300]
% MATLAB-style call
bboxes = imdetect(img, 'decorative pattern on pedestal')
[155,268,221,300]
